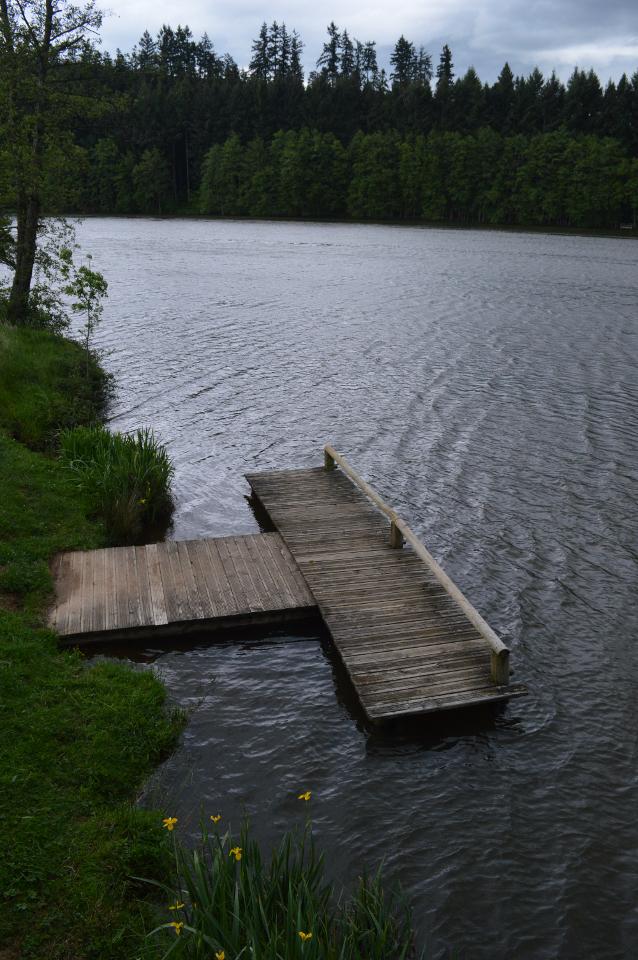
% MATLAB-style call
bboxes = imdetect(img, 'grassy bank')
[0,325,182,958]
[0,325,111,449]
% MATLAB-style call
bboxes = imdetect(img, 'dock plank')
[134,545,155,628]
[247,464,525,721]
[146,543,169,626]
[50,532,317,644]
[48,452,524,722]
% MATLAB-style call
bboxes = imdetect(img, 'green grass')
[0,367,182,957]
[60,425,174,544]
[146,822,419,960]
[0,324,111,449]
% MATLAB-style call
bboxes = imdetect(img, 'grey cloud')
[100,0,638,83]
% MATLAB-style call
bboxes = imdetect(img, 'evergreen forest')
[7,21,638,229]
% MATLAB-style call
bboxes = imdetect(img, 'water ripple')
[79,219,638,960]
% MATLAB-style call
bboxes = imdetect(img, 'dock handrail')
[324,444,510,684]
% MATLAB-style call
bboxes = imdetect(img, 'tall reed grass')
[60,425,174,543]
[147,821,420,959]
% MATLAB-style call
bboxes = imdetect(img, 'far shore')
[33,211,638,241]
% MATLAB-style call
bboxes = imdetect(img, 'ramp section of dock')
[50,532,317,644]
[247,449,525,721]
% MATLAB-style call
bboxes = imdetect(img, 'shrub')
[60,425,174,544]
[146,821,420,959]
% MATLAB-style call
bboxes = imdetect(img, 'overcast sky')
[100,1,638,84]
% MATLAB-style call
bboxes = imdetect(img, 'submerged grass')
[60,424,175,543]
[147,822,419,960]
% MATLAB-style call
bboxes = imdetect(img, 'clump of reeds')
[147,819,419,959]
[60,425,174,544]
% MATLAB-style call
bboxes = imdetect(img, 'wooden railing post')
[324,448,336,471]
[389,519,404,548]
[491,648,510,685]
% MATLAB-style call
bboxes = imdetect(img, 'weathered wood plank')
[244,535,285,609]
[185,540,217,619]
[50,452,522,724]
[123,546,142,629]
[177,540,204,621]
[201,538,236,617]
[134,545,155,628]
[259,534,299,607]
[248,457,523,722]
[50,532,318,642]
[90,548,107,633]
[162,540,190,623]
[366,684,527,719]
[215,537,252,613]
[58,551,80,635]
[145,543,169,626]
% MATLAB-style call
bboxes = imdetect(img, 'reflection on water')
[79,219,638,960]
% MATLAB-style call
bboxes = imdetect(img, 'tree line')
[198,129,637,228]
[2,9,638,328]
[24,20,637,226]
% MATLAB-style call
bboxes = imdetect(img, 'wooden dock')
[50,533,316,644]
[247,447,525,720]
[50,445,525,720]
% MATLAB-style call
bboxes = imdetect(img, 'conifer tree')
[435,44,455,127]
[317,22,340,84]
[268,21,280,77]
[390,36,417,87]
[417,48,433,85]
[250,22,269,80]
[436,44,455,89]
[197,33,220,79]
[290,31,304,82]
[489,62,515,131]
[340,30,355,78]
[136,30,157,70]
[361,41,378,85]
[279,24,291,77]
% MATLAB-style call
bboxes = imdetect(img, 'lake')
[75,217,638,959]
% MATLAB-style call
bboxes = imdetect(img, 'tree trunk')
[7,193,40,326]
[185,128,191,204]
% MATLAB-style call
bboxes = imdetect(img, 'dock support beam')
[389,520,404,548]
[491,648,510,685]
[324,448,336,470]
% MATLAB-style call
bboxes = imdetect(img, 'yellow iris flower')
[229,846,242,861]
[169,921,184,935]
[298,791,311,801]
[215,952,225,960]
[162,817,178,831]
[168,901,184,911]
[299,931,313,942]
[210,814,222,823]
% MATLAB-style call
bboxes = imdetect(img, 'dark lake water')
[75,218,638,959]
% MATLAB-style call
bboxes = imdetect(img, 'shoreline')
[51,211,638,241]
